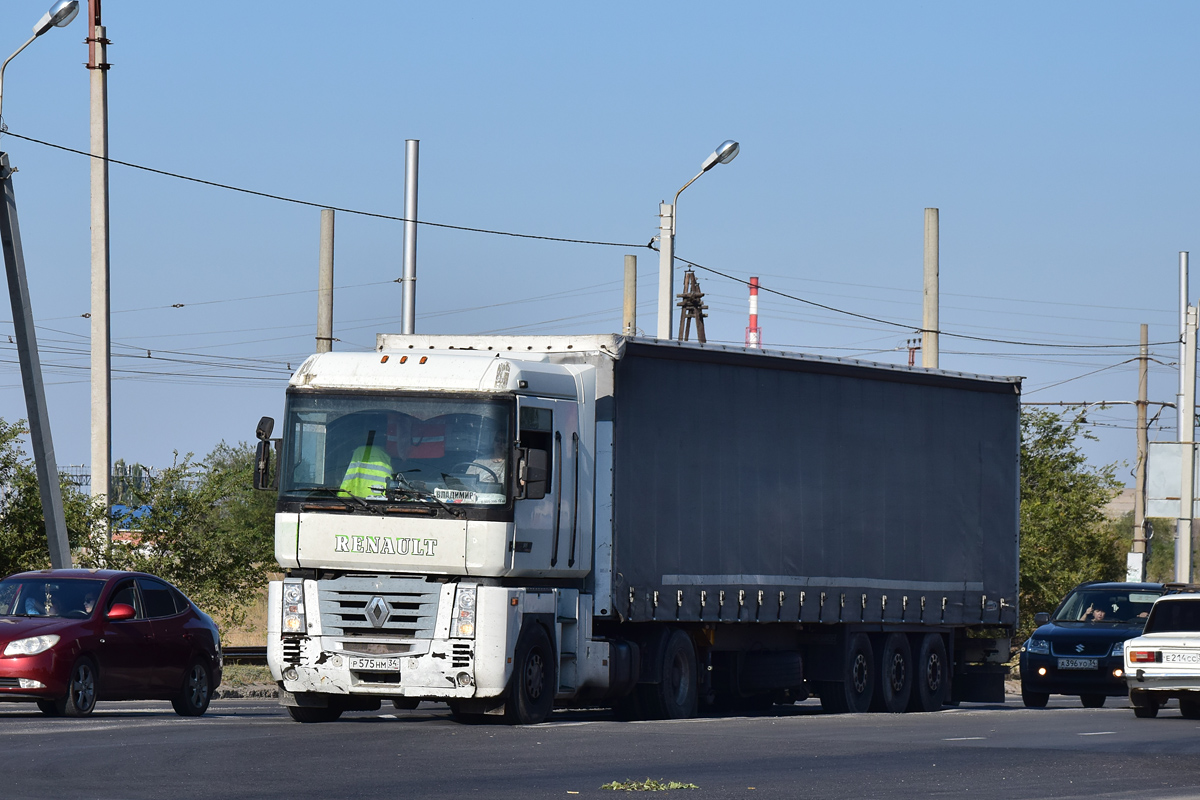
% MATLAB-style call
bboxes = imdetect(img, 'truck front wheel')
[505,623,556,725]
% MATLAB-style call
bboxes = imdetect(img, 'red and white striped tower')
[745,276,762,348]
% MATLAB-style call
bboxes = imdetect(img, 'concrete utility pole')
[622,254,636,336]
[0,153,72,568]
[316,209,334,353]
[87,0,111,532]
[657,202,673,339]
[922,208,939,369]
[1179,305,1197,584]
[400,139,418,334]
[1181,252,1190,437]
[1129,323,1149,582]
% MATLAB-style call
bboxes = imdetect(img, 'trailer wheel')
[907,633,948,712]
[821,633,874,714]
[504,623,556,725]
[637,628,698,720]
[871,633,912,713]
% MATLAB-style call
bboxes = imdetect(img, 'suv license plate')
[1057,658,1098,670]
[349,656,401,672]
[1164,652,1200,663]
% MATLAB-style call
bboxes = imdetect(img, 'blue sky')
[0,1,1196,480]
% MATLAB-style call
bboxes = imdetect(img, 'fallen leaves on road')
[600,778,699,791]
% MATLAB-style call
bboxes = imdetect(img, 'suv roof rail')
[1162,582,1200,594]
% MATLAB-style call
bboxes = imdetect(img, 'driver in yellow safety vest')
[339,429,393,498]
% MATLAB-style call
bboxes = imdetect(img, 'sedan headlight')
[1025,638,1049,655]
[452,585,476,639]
[1110,641,1124,657]
[282,580,307,634]
[3,634,59,657]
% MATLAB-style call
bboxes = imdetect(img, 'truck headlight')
[282,580,307,634]
[3,635,59,657]
[1024,638,1049,655]
[452,585,476,638]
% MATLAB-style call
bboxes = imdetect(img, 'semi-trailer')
[260,334,1019,722]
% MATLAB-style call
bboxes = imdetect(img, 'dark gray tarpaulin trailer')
[607,341,1021,628]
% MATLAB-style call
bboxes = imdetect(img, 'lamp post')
[0,0,80,570]
[657,139,739,340]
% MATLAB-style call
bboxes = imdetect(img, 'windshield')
[1053,588,1161,624]
[0,578,106,619]
[281,392,513,507]
[1144,599,1200,634]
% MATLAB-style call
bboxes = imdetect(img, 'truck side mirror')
[1033,612,1050,626]
[254,439,279,491]
[256,416,275,442]
[517,448,548,500]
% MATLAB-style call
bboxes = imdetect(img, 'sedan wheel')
[56,657,98,717]
[171,658,212,717]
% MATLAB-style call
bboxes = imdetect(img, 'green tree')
[104,442,275,628]
[1019,408,1123,641]
[0,418,104,577]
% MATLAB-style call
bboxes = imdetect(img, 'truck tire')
[822,633,874,714]
[636,628,698,720]
[872,633,913,713]
[907,633,948,712]
[505,623,556,725]
[287,705,343,723]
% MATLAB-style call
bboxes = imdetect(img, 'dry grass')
[218,583,271,647]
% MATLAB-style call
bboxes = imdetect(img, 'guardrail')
[223,646,268,665]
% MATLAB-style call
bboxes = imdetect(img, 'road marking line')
[942,736,986,741]
[1077,731,1116,736]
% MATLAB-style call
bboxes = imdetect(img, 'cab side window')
[519,406,554,491]
[138,578,179,618]
[107,580,143,618]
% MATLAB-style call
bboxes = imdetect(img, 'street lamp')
[0,1,80,125]
[657,140,740,339]
[0,0,81,570]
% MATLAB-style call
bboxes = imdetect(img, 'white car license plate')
[349,656,400,672]
[1057,658,1098,670]
[1164,652,1200,664]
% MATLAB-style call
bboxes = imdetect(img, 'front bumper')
[0,649,70,699]
[1020,652,1128,696]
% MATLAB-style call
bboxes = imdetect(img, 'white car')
[1123,591,1200,718]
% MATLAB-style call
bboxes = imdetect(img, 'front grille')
[341,641,414,655]
[452,643,471,668]
[1051,641,1111,657]
[318,575,440,638]
[282,637,303,665]
[0,678,19,688]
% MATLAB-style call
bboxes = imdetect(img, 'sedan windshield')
[281,392,513,507]
[1053,588,1161,623]
[0,578,106,619]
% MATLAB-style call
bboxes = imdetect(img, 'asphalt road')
[2,693,1199,800]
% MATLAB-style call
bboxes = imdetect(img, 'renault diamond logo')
[1075,643,1085,653]
[366,596,390,628]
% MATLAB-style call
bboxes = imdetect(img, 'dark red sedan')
[0,569,223,717]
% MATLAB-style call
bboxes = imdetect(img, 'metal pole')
[622,254,637,336]
[922,208,939,369]
[1178,305,1197,584]
[1181,252,1189,437]
[0,153,71,568]
[657,202,673,339]
[316,209,334,353]
[1130,323,1148,581]
[401,139,419,334]
[88,4,111,535]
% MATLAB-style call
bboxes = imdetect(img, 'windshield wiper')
[301,487,385,515]
[378,474,465,519]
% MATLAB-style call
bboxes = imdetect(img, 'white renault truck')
[259,334,1019,723]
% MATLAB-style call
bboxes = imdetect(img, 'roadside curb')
[215,683,279,699]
